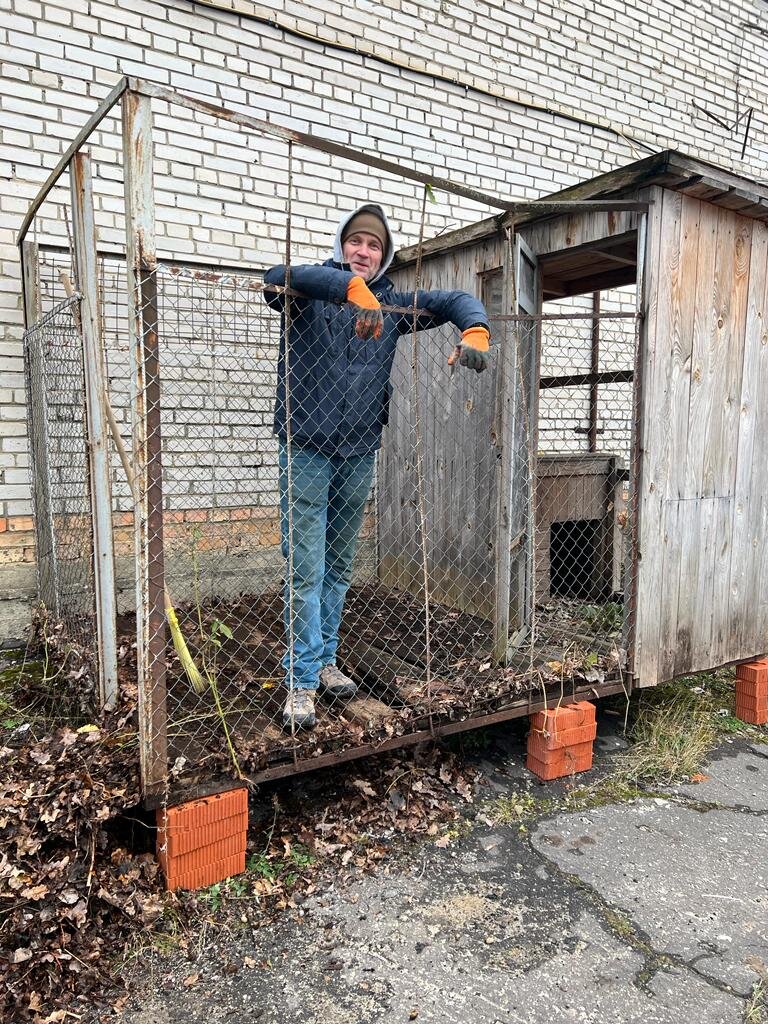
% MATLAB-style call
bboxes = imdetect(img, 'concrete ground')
[120,730,768,1024]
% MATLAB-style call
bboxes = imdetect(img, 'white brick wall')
[1,0,767,603]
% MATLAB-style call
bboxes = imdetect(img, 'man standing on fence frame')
[264,203,491,730]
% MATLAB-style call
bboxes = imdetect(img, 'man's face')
[342,231,384,282]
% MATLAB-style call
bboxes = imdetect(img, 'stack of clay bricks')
[735,659,768,726]
[156,787,248,891]
[527,700,597,780]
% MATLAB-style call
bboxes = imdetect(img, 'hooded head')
[333,203,395,285]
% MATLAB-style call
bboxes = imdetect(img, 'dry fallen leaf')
[351,779,377,798]
[182,973,200,987]
[21,884,49,900]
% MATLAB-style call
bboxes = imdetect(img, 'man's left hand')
[448,326,490,373]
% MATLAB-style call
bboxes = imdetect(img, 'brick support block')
[527,701,597,781]
[734,662,768,725]
[156,787,248,891]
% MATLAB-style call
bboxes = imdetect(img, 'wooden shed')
[385,150,768,688]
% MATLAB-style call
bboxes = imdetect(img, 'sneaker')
[318,664,358,701]
[282,688,316,730]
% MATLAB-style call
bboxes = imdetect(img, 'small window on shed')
[480,267,503,316]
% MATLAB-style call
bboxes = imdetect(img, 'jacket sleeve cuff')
[329,271,354,305]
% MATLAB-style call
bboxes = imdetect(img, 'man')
[264,203,491,730]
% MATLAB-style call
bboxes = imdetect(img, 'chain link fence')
[121,266,639,785]
[24,290,98,682]
[24,247,638,787]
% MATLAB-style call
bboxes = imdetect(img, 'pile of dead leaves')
[0,684,161,1023]
[171,746,482,926]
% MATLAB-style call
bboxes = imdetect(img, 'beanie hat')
[341,210,388,249]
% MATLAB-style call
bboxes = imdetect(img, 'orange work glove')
[447,325,490,373]
[346,277,383,340]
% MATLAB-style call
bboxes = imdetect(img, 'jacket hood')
[333,203,395,284]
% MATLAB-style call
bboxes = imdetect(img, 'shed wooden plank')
[658,195,701,681]
[634,187,682,686]
[710,215,752,666]
[674,200,718,675]
[682,202,719,497]
[520,211,638,258]
[739,222,768,658]
[687,205,728,667]
[727,222,767,654]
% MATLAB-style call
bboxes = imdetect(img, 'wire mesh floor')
[114,582,628,785]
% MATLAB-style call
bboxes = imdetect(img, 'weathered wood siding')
[635,187,768,685]
[379,238,505,620]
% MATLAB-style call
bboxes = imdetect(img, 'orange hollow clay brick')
[156,787,248,891]
[160,811,247,859]
[735,697,768,725]
[527,743,594,781]
[735,690,768,711]
[735,702,768,726]
[158,832,246,882]
[527,723,597,760]
[530,701,596,737]
[735,677,768,700]
[164,852,247,893]
[735,659,768,687]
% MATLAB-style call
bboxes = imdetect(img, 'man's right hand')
[347,277,383,340]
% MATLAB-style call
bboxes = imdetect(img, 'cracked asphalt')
[120,730,768,1024]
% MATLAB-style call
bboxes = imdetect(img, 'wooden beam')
[123,89,168,802]
[539,369,634,389]
[585,248,637,267]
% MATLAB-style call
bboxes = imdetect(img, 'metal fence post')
[70,152,119,710]
[21,240,60,617]
[122,88,168,799]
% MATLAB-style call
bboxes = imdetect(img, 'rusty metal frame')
[152,678,630,809]
[17,78,650,801]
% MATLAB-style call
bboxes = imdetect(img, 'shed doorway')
[514,214,641,675]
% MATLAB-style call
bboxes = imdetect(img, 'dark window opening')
[550,519,600,598]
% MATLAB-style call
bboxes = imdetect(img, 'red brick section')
[735,659,768,725]
[156,787,248,891]
[527,701,597,781]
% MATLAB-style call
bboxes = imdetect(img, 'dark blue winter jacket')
[263,260,491,457]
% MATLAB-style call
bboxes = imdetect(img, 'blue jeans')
[279,442,376,690]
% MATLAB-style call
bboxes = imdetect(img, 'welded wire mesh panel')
[24,295,97,666]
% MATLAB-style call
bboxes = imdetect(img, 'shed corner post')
[122,86,168,801]
[492,219,519,666]
[624,207,650,685]
[70,151,119,711]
